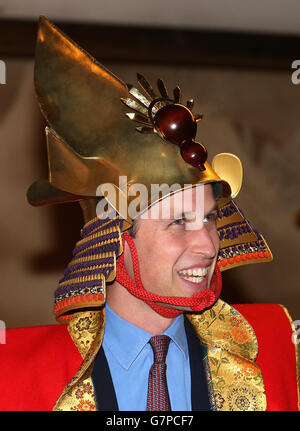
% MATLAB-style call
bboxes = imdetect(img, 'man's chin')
[154,287,216,314]
[177,272,215,296]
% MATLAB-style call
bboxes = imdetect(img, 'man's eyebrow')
[172,202,218,220]
[172,211,194,219]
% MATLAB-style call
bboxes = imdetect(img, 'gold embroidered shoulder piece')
[187,299,266,411]
[53,309,105,411]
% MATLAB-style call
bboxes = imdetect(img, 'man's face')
[124,184,219,309]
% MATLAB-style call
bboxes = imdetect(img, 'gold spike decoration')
[186,99,194,109]
[125,112,150,125]
[127,85,152,109]
[195,114,203,122]
[136,125,155,134]
[137,72,157,100]
[157,78,169,99]
[173,86,182,103]
[120,97,149,116]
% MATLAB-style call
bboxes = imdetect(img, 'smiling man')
[0,16,299,412]
[99,184,220,410]
[108,185,220,332]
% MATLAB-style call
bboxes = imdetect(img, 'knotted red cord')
[116,232,222,318]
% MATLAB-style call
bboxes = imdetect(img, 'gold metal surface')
[212,153,243,199]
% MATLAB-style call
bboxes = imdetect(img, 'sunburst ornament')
[121,74,207,171]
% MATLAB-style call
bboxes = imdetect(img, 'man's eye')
[204,213,217,223]
[171,218,184,226]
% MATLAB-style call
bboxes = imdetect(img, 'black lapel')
[91,345,119,411]
[184,316,211,411]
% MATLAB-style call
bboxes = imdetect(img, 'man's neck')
[106,281,176,335]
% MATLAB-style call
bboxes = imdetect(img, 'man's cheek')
[212,230,220,251]
[139,253,158,278]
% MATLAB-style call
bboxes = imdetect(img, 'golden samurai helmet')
[27,16,273,321]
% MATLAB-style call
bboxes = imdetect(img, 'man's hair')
[126,218,140,238]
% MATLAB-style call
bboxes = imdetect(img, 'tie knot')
[149,335,171,363]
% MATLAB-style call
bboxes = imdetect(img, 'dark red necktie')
[146,335,171,411]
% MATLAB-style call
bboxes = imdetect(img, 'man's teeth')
[178,267,208,283]
[179,268,208,276]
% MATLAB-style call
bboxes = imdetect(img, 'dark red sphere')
[154,104,197,145]
[180,141,207,168]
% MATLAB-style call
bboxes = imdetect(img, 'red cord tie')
[116,232,222,317]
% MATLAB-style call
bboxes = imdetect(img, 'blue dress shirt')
[102,304,192,411]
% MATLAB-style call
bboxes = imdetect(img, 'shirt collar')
[103,304,188,370]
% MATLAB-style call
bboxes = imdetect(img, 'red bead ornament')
[154,104,197,145]
[151,102,207,169]
[180,141,207,168]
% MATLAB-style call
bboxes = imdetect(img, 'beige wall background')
[1,0,300,35]
[1,58,299,328]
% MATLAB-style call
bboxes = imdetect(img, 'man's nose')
[186,226,218,259]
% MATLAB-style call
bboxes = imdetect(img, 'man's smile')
[177,266,210,287]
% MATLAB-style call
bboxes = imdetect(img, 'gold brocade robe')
[53,299,269,411]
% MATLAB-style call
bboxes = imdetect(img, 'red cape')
[0,303,298,411]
